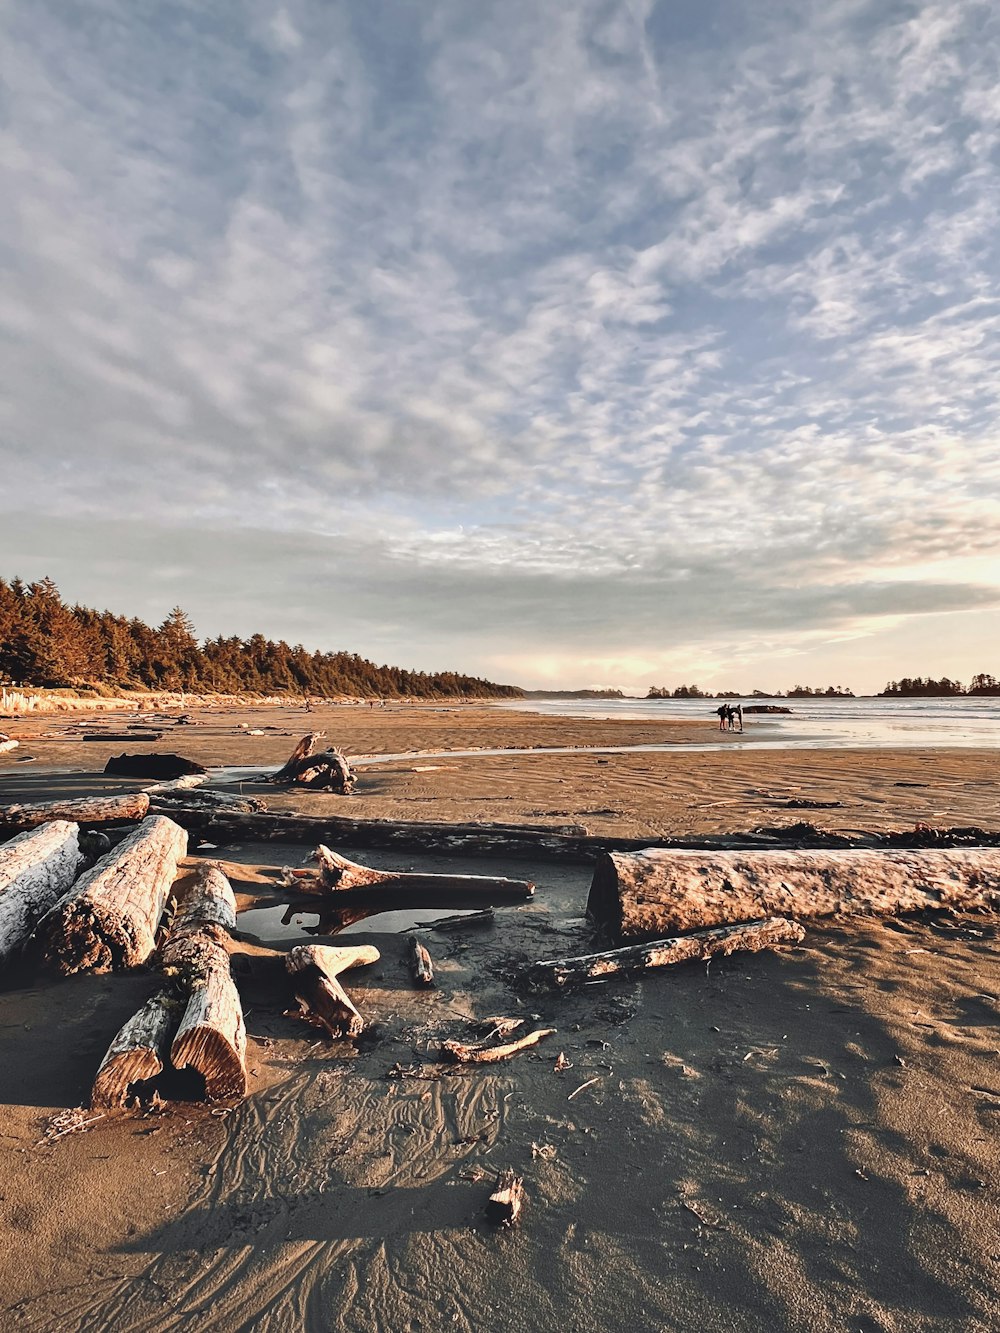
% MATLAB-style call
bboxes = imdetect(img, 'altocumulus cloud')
[1,0,999,692]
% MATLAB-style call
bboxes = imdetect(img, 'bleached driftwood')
[38,815,187,974]
[285,942,380,1038]
[587,847,1000,942]
[268,733,353,791]
[486,1169,525,1225]
[407,935,434,986]
[289,845,534,906]
[441,1027,556,1064]
[91,990,181,1108]
[0,792,150,834]
[0,820,83,964]
[527,917,806,989]
[0,737,19,754]
[162,863,247,1101]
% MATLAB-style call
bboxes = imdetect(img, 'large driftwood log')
[588,847,1000,942]
[163,863,247,1101]
[271,732,324,781]
[0,821,83,964]
[287,845,534,906]
[285,943,380,1038]
[38,815,188,974]
[0,792,150,835]
[104,753,207,779]
[91,990,182,1108]
[270,734,353,792]
[527,917,806,989]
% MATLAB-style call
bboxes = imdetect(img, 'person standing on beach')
[733,703,743,732]
[716,704,730,730]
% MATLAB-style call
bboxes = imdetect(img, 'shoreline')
[2,702,999,1331]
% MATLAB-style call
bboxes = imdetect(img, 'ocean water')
[493,695,1000,751]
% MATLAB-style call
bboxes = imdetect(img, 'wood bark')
[81,731,163,741]
[486,1170,525,1225]
[287,845,534,906]
[285,943,380,1038]
[407,936,434,986]
[0,820,83,964]
[38,815,188,974]
[0,738,19,754]
[441,1027,555,1063]
[162,863,247,1101]
[527,917,806,989]
[91,990,181,1108]
[0,792,150,835]
[410,908,496,932]
[588,847,1000,942]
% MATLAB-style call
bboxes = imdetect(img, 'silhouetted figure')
[732,704,743,732]
[716,704,731,731]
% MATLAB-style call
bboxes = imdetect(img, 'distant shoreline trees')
[879,675,1000,697]
[646,683,855,700]
[0,577,523,700]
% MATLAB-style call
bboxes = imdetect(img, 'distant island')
[0,577,523,700]
[879,675,1000,697]
[522,688,625,699]
[646,684,855,699]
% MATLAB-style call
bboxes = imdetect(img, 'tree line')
[879,675,1000,697]
[0,577,523,700]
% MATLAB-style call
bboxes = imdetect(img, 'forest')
[0,578,522,700]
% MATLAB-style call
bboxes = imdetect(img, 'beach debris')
[36,1106,107,1145]
[91,991,182,1109]
[269,733,354,792]
[37,815,187,974]
[526,918,806,989]
[285,942,380,1038]
[104,753,207,780]
[554,1051,572,1071]
[148,788,267,816]
[80,731,164,742]
[287,845,534,907]
[0,821,84,966]
[485,1169,525,1226]
[587,847,1000,942]
[144,775,209,795]
[441,1026,556,1064]
[161,863,247,1101]
[408,907,496,931]
[567,1077,600,1101]
[407,935,434,986]
[0,734,19,753]
[0,792,150,835]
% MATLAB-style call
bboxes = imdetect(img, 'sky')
[2,0,1000,696]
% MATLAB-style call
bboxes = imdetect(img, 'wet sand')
[1,703,998,1331]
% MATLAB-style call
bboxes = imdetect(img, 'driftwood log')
[161,863,247,1101]
[286,943,380,1038]
[91,990,181,1108]
[0,820,83,964]
[527,917,806,989]
[588,847,1000,942]
[288,846,534,906]
[104,753,207,780]
[0,792,150,835]
[407,936,434,986]
[38,815,187,974]
[270,734,354,792]
[0,737,19,754]
[441,1027,555,1063]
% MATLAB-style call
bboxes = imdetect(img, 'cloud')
[1,0,999,691]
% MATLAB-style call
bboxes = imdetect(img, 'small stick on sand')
[442,1027,555,1064]
[408,908,496,932]
[486,1169,525,1226]
[407,936,434,986]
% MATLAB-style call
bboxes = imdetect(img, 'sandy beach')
[1,702,998,1331]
